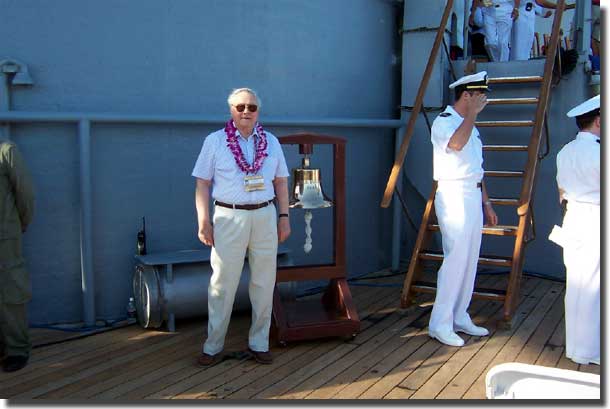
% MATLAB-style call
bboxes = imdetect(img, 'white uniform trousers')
[510,3,536,60]
[203,204,278,355]
[482,3,513,62]
[562,201,600,365]
[429,181,483,334]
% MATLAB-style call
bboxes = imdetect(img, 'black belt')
[477,182,482,189]
[215,199,274,210]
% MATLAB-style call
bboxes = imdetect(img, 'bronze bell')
[289,155,332,209]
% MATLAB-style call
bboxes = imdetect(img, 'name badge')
[244,175,265,192]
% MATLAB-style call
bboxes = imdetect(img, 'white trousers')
[203,204,278,355]
[482,4,513,62]
[510,4,536,61]
[429,181,483,334]
[562,201,600,365]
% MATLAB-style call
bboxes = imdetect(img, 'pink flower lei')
[225,120,268,175]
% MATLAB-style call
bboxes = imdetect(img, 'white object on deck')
[485,363,600,399]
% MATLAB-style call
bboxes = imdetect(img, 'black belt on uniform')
[214,199,274,210]
[477,182,482,189]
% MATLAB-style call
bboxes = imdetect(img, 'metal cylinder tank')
[133,246,294,331]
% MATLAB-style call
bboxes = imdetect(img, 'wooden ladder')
[381,1,566,324]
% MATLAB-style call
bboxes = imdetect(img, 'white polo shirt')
[431,105,484,182]
[192,124,289,204]
[556,131,600,205]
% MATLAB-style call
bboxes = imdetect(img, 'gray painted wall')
[1,0,402,325]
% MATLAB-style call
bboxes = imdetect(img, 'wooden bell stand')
[272,133,360,346]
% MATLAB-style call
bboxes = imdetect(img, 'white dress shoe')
[454,322,489,337]
[429,329,465,347]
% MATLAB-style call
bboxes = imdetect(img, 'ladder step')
[485,170,525,177]
[483,145,529,152]
[420,251,513,267]
[488,76,543,84]
[489,197,520,206]
[428,224,518,236]
[475,120,534,127]
[487,97,539,105]
[482,225,519,236]
[411,281,506,301]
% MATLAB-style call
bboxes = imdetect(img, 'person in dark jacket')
[0,141,34,372]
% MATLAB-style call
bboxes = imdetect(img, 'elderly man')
[428,71,498,347]
[192,88,290,365]
[554,94,600,365]
[0,141,35,372]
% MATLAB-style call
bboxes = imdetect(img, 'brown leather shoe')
[197,353,222,367]
[248,348,273,365]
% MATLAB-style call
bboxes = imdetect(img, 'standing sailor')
[510,1,574,61]
[554,95,600,365]
[481,0,520,62]
[510,1,552,61]
[428,71,498,347]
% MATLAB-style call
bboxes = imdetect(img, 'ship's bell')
[289,156,332,209]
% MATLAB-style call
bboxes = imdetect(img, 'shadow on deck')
[1,271,598,401]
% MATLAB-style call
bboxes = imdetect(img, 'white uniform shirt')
[192,125,289,204]
[431,105,484,182]
[556,131,600,205]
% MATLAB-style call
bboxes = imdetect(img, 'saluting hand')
[467,92,488,116]
[198,220,214,247]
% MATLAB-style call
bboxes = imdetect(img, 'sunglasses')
[233,104,258,113]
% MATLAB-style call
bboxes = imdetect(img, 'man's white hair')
[227,88,261,108]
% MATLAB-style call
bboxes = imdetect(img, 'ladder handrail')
[517,0,565,216]
[381,0,454,208]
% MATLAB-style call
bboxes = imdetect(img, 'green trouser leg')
[0,301,31,357]
[0,236,32,358]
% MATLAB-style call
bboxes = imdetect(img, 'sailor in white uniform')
[481,0,520,62]
[429,71,498,347]
[554,95,600,365]
[510,1,552,61]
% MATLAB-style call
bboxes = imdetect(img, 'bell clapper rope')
[304,210,313,253]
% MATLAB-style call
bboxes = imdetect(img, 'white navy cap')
[566,94,600,117]
[449,71,490,91]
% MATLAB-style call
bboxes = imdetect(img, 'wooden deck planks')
[339,277,500,399]
[0,327,175,398]
[147,283,396,400]
[534,317,566,368]
[234,287,404,399]
[309,314,431,399]
[10,327,200,399]
[0,272,593,401]
[49,331,203,399]
[402,275,512,400]
[279,297,427,399]
[462,280,565,399]
[406,309,504,399]
[514,289,565,365]
[434,276,547,399]
[383,281,509,400]
[1,324,143,385]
